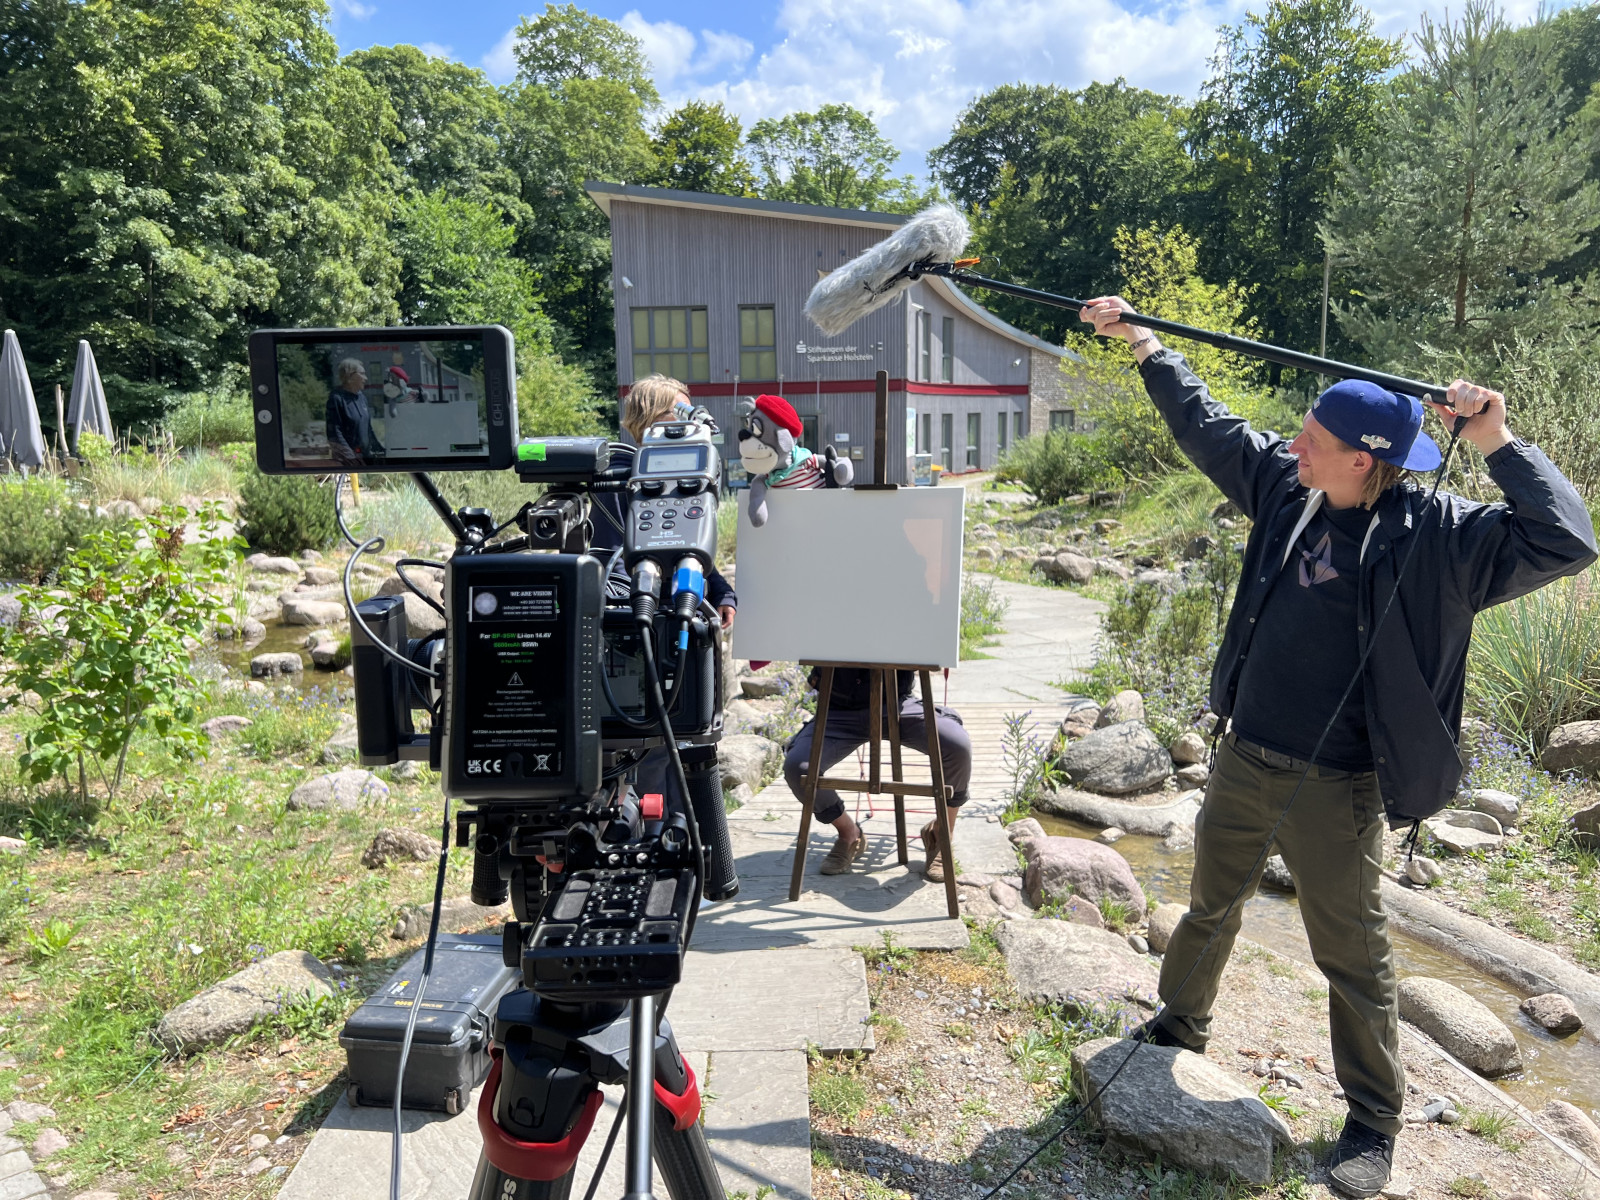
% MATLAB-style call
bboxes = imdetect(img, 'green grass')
[1463,1106,1522,1152]
[810,1066,870,1120]
[1448,1176,1491,1199]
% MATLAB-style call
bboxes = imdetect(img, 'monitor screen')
[273,337,490,470]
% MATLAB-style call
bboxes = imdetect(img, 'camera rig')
[341,418,736,1199]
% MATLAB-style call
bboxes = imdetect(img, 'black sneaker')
[1124,1018,1196,1052]
[1327,1119,1395,1198]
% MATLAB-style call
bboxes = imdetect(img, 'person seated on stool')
[783,668,972,879]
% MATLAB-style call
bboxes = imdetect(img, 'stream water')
[1036,812,1600,1114]
[209,621,344,693]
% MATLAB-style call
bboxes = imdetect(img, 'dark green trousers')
[1155,734,1404,1137]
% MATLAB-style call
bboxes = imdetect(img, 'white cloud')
[482,26,519,84]
[417,42,456,61]
[337,0,376,18]
[620,13,699,85]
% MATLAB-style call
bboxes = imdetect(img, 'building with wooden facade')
[585,182,1091,483]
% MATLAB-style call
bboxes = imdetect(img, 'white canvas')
[731,486,964,668]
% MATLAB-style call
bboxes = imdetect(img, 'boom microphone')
[804,204,971,336]
[803,205,1458,403]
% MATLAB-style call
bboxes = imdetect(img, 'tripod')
[466,986,722,1199]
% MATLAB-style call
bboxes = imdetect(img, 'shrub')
[0,505,233,803]
[960,574,1007,658]
[0,476,106,583]
[164,375,256,449]
[1467,572,1600,752]
[238,472,339,555]
[996,430,1113,504]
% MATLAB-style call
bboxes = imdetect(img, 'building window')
[996,410,1009,455]
[1014,411,1026,443]
[631,307,709,382]
[1049,409,1075,432]
[918,311,932,381]
[739,305,776,380]
[941,317,954,383]
[966,413,981,468]
[799,413,818,451]
[940,412,953,471]
[920,412,931,455]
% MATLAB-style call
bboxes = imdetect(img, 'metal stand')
[787,664,960,918]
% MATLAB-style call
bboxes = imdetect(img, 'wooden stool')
[788,663,960,918]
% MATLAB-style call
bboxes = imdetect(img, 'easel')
[785,371,960,918]
[788,663,960,917]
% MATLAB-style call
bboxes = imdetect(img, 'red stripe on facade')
[615,379,1030,398]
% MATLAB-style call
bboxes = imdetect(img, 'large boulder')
[395,590,446,637]
[288,769,389,811]
[1057,721,1172,795]
[996,921,1160,1014]
[247,554,302,576]
[1421,809,1503,855]
[1544,721,1600,775]
[1021,835,1147,919]
[1096,691,1146,728]
[250,652,303,679]
[281,596,348,627]
[1071,1037,1291,1185]
[320,714,361,764]
[301,566,339,586]
[718,734,782,794]
[1005,817,1047,847]
[1146,902,1187,954]
[1539,1100,1600,1164]
[1260,855,1295,892]
[201,715,253,738]
[155,950,335,1052]
[1034,788,1200,838]
[1521,992,1583,1035]
[1397,976,1522,1076]
[1033,552,1095,585]
[378,570,445,606]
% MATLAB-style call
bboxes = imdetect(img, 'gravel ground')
[809,923,1598,1200]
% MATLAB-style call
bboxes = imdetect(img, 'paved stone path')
[278,575,1102,1200]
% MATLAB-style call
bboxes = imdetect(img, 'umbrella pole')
[54,384,66,460]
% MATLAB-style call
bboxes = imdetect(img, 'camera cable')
[974,417,1468,1200]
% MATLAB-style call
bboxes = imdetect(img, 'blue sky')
[328,0,1553,172]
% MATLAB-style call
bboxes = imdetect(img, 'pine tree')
[1324,0,1600,372]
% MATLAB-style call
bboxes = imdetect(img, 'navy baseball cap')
[1311,379,1441,471]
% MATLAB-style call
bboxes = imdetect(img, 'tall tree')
[927,84,1071,212]
[1324,0,1600,372]
[648,101,757,196]
[929,81,1193,346]
[1189,0,1404,378]
[501,3,658,386]
[746,104,926,211]
[0,0,398,425]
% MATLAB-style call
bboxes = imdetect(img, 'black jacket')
[1141,349,1598,824]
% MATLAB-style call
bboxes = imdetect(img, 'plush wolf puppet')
[736,394,852,527]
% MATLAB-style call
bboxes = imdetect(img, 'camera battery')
[339,934,520,1114]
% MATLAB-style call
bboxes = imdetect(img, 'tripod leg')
[652,1116,723,1200]
[468,1151,577,1200]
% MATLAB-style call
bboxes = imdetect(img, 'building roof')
[584,181,1077,361]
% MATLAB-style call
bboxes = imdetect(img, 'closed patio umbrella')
[0,329,45,468]
[67,339,112,447]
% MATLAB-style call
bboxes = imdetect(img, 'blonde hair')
[1331,432,1409,508]
[622,374,689,441]
[336,358,368,390]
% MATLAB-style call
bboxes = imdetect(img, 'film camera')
[249,325,734,1198]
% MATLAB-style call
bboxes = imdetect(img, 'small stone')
[1146,902,1186,955]
[301,566,338,586]
[1379,1177,1416,1200]
[1169,731,1207,765]
[1095,827,1125,844]
[248,1134,270,1151]
[6,1100,56,1122]
[1469,788,1521,827]
[1520,992,1583,1034]
[288,769,388,812]
[361,828,436,869]
[243,1155,272,1176]
[1404,856,1443,886]
[1540,1100,1600,1161]
[389,760,422,781]
[1439,1107,1460,1125]
[1095,690,1145,728]
[1419,1099,1447,1122]
[1176,763,1210,787]
[1127,934,1150,954]
[33,1128,69,1157]
[1260,855,1295,892]
[0,837,24,856]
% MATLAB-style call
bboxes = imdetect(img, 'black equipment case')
[339,934,521,1114]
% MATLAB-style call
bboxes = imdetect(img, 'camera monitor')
[248,325,518,474]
